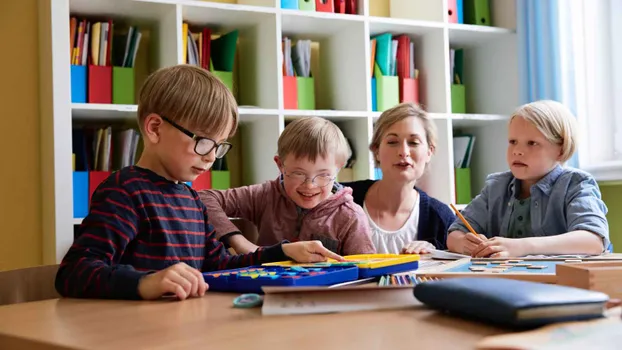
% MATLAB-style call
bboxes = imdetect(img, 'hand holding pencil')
[449,204,488,255]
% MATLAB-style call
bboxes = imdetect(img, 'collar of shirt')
[508,164,564,198]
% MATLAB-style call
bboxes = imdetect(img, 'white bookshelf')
[39,0,518,264]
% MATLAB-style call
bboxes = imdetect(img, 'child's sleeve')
[340,207,376,255]
[55,176,145,300]
[566,176,610,249]
[197,183,268,241]
[447,183,489,236]
[200,206,289,271]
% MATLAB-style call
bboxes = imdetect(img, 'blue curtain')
[517,0,578,167]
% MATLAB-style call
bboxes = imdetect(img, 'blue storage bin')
[70,65,87,103]
[73,171,89,219]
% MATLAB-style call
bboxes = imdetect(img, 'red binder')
[88,65,112,104]
[316,0,334,12]
[345,0,356,14]
[447,0,458,23]
[334,0,345,13]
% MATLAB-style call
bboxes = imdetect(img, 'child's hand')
[282,241,345,263]
[453,231,488,255]
[471,237,525,258]
[137,262,209,300]
[401,240,435,254]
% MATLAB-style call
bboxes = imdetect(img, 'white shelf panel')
[73,218,84,225]
[283,109,369,120]
[451,113,510,127]
[182,1,277,27]
[69,0,176,20]
[281,11,363,39]
[368,16,444,36]
[447,24,515,47]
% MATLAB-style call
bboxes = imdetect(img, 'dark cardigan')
[341,180,456,250]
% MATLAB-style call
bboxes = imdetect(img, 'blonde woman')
[342,103,455,254]
[447,100,610,258]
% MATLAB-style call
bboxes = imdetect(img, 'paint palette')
[263,254,420,278]
[203,266,359,293]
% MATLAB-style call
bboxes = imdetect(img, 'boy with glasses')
[55,65,343,301]
[199,117,375,255]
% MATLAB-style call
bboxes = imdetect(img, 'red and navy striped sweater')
[55,166,287,300]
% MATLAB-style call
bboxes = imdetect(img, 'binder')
[70,65,87,103]
[191,170,212,191]
[281,0,299,9]
[457,0,464,23]
[447,0,458,23]
[316,0,334,12]
[371,78,377,111]
[400,78,419,104]
[211,171,231,190]
[334,0,345,13]
[88,171,111,204]
[451,84,466,113]
[345,0,357,14]
[455,168,472,204]
[464,0,490,26]
[299,0,316,11]
[73,172,89,218]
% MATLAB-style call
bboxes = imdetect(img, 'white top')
[363,195,420,254]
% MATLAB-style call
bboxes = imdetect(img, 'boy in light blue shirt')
[447,100,610,258]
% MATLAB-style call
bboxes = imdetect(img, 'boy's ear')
[274,155,283,170]
[143,114,163,144]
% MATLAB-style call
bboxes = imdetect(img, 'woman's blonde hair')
[369,102,437,166]
[510,100,578,163]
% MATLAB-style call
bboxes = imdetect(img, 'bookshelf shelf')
[41,0,518,264]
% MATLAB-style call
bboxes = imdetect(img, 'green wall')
[600,184,622,252]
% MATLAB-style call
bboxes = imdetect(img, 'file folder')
[400,78,419,104]
[465,0,490,26]
[371,78,377,111]
[334,0,345,13]
[88,65,112,104]
[191,170,212,191]
[299,0,316,11]
[457,0,464,23]
[281,0,299,9]
[455,168,472,204]
[283,76,298,109]
[213,70,234,94]
[316,0,334,12]
[112,66,135,104]
[88,171,111,204]
[345,0,357,14]
[71,65,87,103]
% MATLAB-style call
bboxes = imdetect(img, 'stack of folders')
[371,33,419,111]
[183,24,238,94]
[282,37,314,110]
[280,0,358,14]
[69,17,142,104]
[72,127,142,219]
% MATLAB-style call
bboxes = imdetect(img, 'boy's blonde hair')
[370,102,437,166]
[510,100,578,163]
[137,64,238,137]
[278,117,350,168]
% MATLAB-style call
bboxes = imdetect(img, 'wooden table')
[0,292,505,350]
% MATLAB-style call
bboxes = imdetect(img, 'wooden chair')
[0,264,60,306]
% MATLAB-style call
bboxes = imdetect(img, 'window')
[561,0,622,180]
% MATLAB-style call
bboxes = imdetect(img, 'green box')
[451,84,466,113]
[296,77,315,110]
[455,167,472,204]
[112,66,135,104]
[212,70,234,94]
[465,0,491,26]
[211,170,230,190]
[374,63,398,111]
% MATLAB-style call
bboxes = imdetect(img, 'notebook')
[414,278,609,328]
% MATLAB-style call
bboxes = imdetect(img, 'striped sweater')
[55,166,288,300]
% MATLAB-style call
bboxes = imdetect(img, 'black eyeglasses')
[161,116,232,158]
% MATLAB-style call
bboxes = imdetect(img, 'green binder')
[464,0,491,26]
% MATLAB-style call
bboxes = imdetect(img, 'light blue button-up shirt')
[448,165,611,252]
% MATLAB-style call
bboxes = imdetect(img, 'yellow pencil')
[449,203,485,241]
